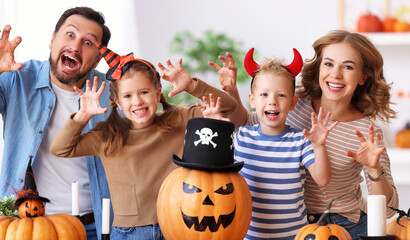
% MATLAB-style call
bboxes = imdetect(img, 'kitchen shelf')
[363,33,410,46]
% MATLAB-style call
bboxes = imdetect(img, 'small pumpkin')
[18,198,46,219]
[386,207,410,240]
[383,16,398,32]
[294,192,354,240]
[157,167,252,240]
[395,122,410,148]
[394,20,410,32]
[0,158,87,239]
[357,13,383,32]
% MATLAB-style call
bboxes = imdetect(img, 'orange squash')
[383,17,398,32]
[294,193,353,240]
[157,167,252,240]
[357,13,383,32]
[387,207,410,240]
[395,123,410,148]
[394,21,410,32]
[0,213,86,240]
[18,198,46,219]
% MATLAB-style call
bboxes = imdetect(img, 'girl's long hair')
[92,60,178,156]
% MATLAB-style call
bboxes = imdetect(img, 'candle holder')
[101,234,110,240]
[358,234,395,240]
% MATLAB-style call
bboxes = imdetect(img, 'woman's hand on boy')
[158,58,196,97]
[197,93,230,122]
[303,107,338,146]
[73,76,107,123]
[346,125,386,169]
[208,52,237,93]
[0,25,23,73]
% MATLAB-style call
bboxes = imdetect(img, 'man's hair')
[54,6,111,46]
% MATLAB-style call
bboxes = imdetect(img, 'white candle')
[102,198,110,234]
[72,182,79,216]
[367,195,386,236]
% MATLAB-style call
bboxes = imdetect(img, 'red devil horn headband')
[244,48,260,77]
[244,48,303,77]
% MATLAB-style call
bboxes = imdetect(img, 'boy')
[204,49,338,239]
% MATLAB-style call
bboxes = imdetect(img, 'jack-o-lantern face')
[157,167,252,240]
[295,223,352,240]
[181,181,236,232]
[18,199,46,219]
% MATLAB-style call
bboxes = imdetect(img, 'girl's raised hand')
[157,58,193,97]
[346,125,386,169]
[73,76,107,121]
[0,25,23,73]
[303,107,338,145]
[208,52,237,93]
[197,93,229,122]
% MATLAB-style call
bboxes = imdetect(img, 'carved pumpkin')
[157,167,252,240]
[386,207,410,240]
[294,193,353,240]
[395,123,410,148]
[0,213,86,239]
[0,158,87,239]
[357,13,383,32]
[18,198,46,219]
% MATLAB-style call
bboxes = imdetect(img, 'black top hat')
[173,118,243,172]
[14,158,50,208]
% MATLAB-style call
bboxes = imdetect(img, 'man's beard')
[49,53,91,86]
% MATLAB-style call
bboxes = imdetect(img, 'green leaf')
[0,195,19,218]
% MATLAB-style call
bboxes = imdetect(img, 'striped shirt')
[244,97,399,223]
[234,124,314,240]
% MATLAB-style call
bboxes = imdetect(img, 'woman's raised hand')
[346,125,386,169]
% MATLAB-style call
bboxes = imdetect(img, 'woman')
[213,30,399,239]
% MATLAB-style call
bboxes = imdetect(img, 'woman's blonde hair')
[298,29,396,123]
[92,60,178,156]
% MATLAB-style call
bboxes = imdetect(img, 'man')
[0,7,112,239]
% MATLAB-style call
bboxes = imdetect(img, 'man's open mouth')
[61,54,80,71]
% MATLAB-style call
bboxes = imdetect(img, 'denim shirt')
[0,60,112,239]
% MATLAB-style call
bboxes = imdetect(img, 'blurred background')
[0,0,409,213]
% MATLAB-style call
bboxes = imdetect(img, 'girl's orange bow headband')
[96,42,153,81]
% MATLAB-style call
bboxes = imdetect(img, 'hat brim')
[14,195,50,208]
[172,154,244,172]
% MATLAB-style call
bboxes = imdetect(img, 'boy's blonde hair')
[252,58,296,94]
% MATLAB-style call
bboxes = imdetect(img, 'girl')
[50,44,237,240]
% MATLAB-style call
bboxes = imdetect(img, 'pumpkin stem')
[317,192,358,226]
[387,206,409,227]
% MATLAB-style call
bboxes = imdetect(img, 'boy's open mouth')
[265,110,279,118]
